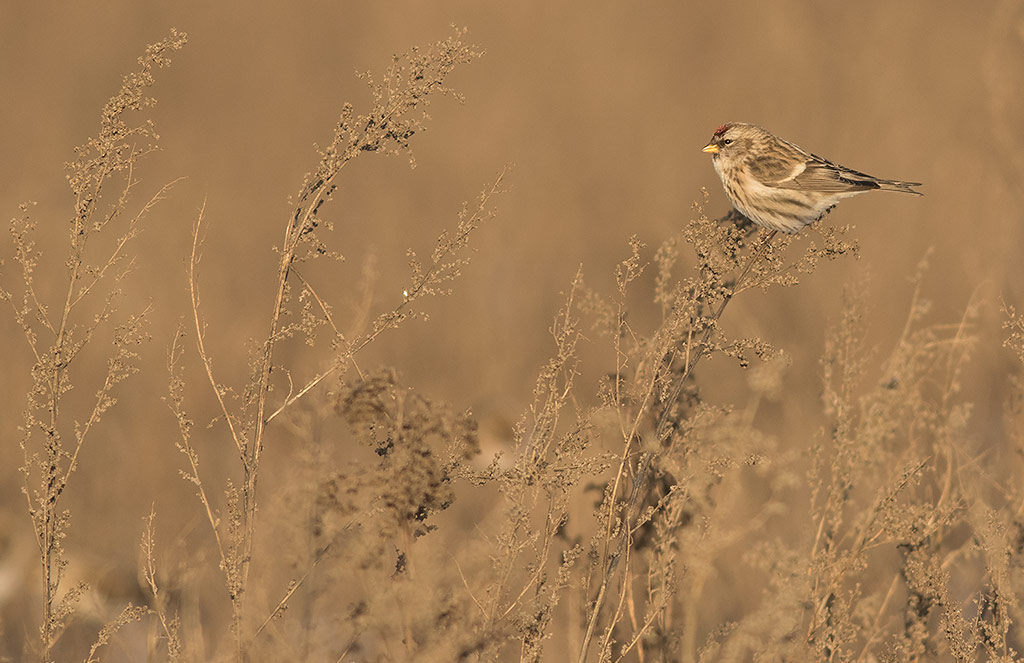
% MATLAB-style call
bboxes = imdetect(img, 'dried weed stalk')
[568,202,857,663]
[165,27,505,659]
[0,29,186,662]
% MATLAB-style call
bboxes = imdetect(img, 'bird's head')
[702,123,765,166]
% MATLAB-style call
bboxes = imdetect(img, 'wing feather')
[747,139,807,183]
[778,157,881,193]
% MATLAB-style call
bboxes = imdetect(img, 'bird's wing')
[777,157,883,193]
[751,138,881,193]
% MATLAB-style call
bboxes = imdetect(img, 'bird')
[702,123,921,233]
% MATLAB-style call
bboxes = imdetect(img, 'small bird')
[702,123,921,233]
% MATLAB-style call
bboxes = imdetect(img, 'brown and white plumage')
[702,123,921,233]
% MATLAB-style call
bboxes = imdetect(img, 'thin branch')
[189,201,247,461]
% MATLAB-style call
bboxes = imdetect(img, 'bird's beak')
[702,143,718,154]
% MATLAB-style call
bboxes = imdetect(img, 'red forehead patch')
[713,123,730,136]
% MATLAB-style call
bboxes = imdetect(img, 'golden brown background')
[1,1,1022,660]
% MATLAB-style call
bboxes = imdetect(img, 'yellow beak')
[702,143,718,154]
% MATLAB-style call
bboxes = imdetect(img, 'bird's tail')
[875,178,923,195]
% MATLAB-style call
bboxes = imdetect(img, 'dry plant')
[787,266,1020,663]
[0,29,187,662]
[160,26,508,661]
[483,204,860,663]
[446,211,1021,663]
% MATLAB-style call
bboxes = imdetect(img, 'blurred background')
[1,1,1022,658]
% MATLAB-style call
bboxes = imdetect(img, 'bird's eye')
[723,139,733,145]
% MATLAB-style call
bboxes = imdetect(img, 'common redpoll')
[702,123,921,233]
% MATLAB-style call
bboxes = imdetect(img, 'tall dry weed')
[1,29,187,662]
[161,26,511,661]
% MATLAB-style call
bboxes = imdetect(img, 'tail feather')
[875,179,923,195]
[826,162,923,195]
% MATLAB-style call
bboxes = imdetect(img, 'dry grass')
[1,20,1023,663]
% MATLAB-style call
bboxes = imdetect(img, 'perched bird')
[702,123,921,233]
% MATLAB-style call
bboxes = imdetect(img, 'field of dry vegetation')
[1,4,1023,662]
